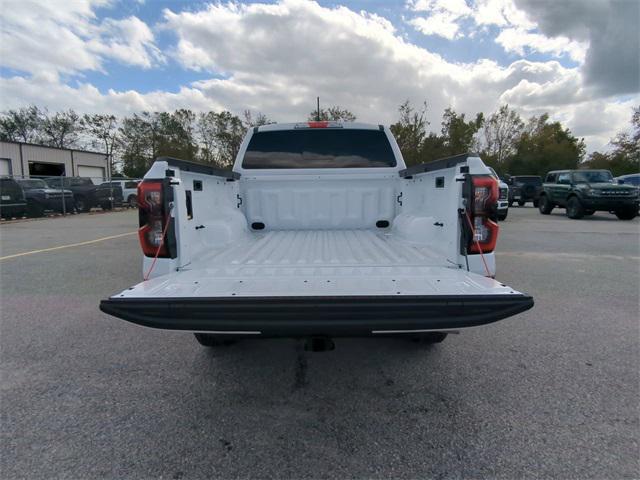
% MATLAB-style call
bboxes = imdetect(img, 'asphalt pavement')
[1,207,638,479]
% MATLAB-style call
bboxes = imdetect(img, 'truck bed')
[115,229,512,298]
[102,228,532,336]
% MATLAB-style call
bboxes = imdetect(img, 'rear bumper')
[100,294,534,337]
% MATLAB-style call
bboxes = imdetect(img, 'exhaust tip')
[304,336,335,352]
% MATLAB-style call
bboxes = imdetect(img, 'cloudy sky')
[0,0,638,152]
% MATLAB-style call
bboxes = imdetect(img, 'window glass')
[243,129,396,169]
[18,179,47,189]
[68,178,93,186]
[45,178,61,187]
[514,176,542,185]
[557,173,571,184]
[572,171,613,183]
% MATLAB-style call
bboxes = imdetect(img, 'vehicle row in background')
[16,179,75,217]
[43,177,123,212]
[538,169,638,220]
[0,176,137,218]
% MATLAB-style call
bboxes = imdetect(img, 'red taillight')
[138,180,171,258]
[468,176,499,254]
[307,121,330,128]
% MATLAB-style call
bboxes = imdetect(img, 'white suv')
[108,179,140,207]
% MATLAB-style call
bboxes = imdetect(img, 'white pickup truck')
[100,121,533,349]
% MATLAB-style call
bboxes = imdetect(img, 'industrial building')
[0,141,110,182]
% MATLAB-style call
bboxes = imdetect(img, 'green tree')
[81,114,120,175]
[420,133,448,164]
[119,113,152,178]
[212,111,245,167]
[389,100,428,166]
[41,109,81,148]
[482,104,524,165]
[510,114,585,176]
[0,105,42,143]
[196,111,245,168]
[153,110,198,160]
[197,111,219,166]
[308,105,356,122]
[441,107,484,156]
[243,110,273,128]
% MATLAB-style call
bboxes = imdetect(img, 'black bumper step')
[100,294,534,337]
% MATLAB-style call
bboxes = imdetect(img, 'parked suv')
[101,179,140,207]
[44,177,123,212]
[506,175,542,207]
[0,177,27,219]
[16,178,75,217]
[538,169,639,220]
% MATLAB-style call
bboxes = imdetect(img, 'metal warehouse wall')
[0,141,109,179]
[0,142,21,176]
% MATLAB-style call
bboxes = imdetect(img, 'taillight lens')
[468,176,499,254]
[138,180,171,258]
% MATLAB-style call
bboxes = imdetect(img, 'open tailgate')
[100,266,533,337]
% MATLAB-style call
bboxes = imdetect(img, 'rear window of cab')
[242,129,396,169]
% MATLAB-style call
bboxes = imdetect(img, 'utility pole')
[316,97,320,121]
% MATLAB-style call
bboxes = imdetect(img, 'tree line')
[389,102,638,178]
[1,102,637,178]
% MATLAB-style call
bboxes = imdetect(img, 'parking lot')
[1,207,638,479]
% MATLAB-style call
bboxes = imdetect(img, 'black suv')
[538,169,638,220]
[506,175,543,207]
[44,177,123,212]
[0,177,27,219]
[16,178,75,217]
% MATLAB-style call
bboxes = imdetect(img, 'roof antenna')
[316,96,320,121]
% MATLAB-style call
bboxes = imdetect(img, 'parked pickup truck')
[538,169,639,220]
[16,178,75,217]
[0,177,27,219]
[100,122,533,349]
[44,176,123,212]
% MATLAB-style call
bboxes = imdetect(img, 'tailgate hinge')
[396,192,403,206]
[236,194,243,209]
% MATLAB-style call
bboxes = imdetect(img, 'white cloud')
[408,13,463,40]
[89,16,164,69]
[0,0,637,154]
[472,0,534,29]
[407,0,588,65]
[496,28,587,63]
[407,0,471,39]
[0,0,162,76]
